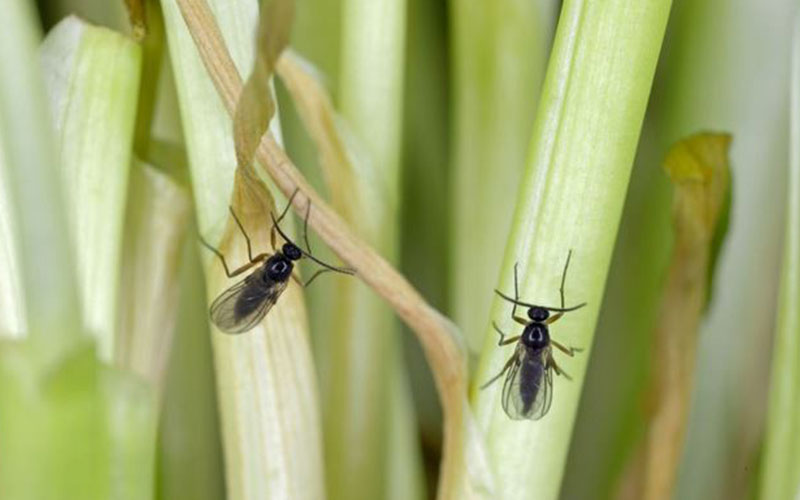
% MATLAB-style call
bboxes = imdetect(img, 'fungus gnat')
[200,190,354,334]
[481,251,586,420]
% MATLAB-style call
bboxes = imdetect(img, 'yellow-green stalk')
[470,2,672,499]
[161,0,326,497]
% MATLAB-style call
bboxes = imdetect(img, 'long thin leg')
[198,236,261,278]
[492,321,521,346]
[551,339,583,357]
[480,355,516,390]
[548,354,572,381]
[303,268,332,287]
[271,188,300,248]
[559,250,573,309]
[276,188,299,224]
[228,207,256,262]
[544,250,576,325]
[512,262,521,319]
[302,199,313,255]
[509,262,530,325]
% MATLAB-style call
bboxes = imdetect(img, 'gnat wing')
[501,345,553,420]
[209,271,288,334]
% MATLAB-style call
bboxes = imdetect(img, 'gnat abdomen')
[519,353,545,414]
[234,275,274,319]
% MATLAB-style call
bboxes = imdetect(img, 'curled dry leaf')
[275,51,359,218]
[624,132,732,500]
[232,0,294,168]
[175,0,472,497]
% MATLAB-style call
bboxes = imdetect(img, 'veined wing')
[209,269,288,334]
[501,345,553,420]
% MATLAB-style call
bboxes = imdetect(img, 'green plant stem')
[158,234,225,500]
[161,0,326,497]
[317,1,423,500]
[0,127,26,337]
[116,160,190,392]
[41,17,142,361]
[450,0,556,352]
[759,13,800,500]
[470,1,672,499]
[0,0,80,347]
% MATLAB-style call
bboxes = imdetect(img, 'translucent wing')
[209,268,288,334]
[501,345,553,420]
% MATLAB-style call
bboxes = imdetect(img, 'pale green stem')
[0,0,80,346]
[759,11,800,500]
[158,235,225,500]
[116,159,190,393]
[41,16,142,361]
[470,2,672,500]
[398,0,449,445]
[322,1,422,499]
[0,7,158,500]
[161,0,326,497]
[450,0,557,352]
[0,129,26,338]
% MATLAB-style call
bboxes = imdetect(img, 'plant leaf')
[637,132,732,499]
[232,0,294,168]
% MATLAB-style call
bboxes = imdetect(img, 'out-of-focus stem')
[0,0,80,347]
[116,160,190,393]
[41,17,142,361]
[759,13,800,500]
[314,0,423,498]
[641,134,731,500]
[450,0,556,352]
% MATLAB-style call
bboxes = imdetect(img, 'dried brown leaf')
[232,0,294,168]
[275,51,358,218]
[175,1,470,498]
[624,133,732,500]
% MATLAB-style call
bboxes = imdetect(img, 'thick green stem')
[470,1,672,499]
